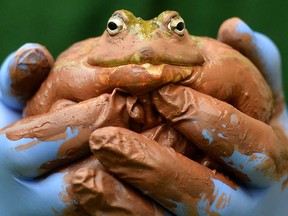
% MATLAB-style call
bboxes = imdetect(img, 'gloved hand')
[1,18,287,216]
[0,45,169,216]
[86,19,288,216]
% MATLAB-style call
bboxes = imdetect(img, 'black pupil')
[176,22,184,31]
[108,22,117,30]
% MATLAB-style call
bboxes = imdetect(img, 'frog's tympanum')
[2,10,288,216]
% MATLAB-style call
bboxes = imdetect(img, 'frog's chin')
[138,63,192,77]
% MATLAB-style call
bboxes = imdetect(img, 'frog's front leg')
[0,43,54,111]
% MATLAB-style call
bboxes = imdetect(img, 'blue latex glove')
[0,44,69,216]
[86,19,288,216]
[0,44,73,215]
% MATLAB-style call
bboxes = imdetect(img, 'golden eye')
[168,16,185,36]
[107,15,126,36]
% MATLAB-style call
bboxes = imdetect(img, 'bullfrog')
[17,10,272,123]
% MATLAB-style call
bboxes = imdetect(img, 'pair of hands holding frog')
[1,10,288,216]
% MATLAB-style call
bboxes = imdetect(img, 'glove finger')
[0,90,129,179]
[152,84,280,187]
[0,43,53,111]
[72,160,170,216]
[217,18,282,99]
[89,126,251,215]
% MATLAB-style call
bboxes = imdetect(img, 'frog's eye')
[168,16,185,36]
[107,16,126,36]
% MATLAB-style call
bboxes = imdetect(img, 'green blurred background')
[0,0,287,101]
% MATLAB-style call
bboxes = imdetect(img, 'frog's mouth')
[87,57,203,68]
[87,49,205,68]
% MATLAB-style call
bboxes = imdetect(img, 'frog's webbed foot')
[0,43,54,110]
[217,18,282,99]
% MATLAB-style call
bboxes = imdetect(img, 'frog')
[19,10,272,124]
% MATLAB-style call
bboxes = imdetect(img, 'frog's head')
[87,10,204,68]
